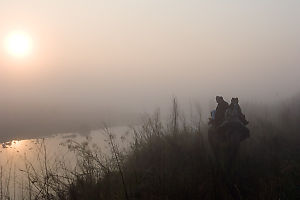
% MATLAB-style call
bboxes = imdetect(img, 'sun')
[4,31,33,58]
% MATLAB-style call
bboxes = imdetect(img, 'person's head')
[216,96,223,103]
[231,97,239,104]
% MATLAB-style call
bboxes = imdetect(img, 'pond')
[0,126,132,199]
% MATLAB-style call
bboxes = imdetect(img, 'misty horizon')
[1,0,300,140]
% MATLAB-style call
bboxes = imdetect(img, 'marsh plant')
[3,98,300,200]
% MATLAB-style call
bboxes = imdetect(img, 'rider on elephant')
[225,97,249,125]
[213,96,229,127]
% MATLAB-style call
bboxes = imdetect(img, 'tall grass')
[3,97,300,200]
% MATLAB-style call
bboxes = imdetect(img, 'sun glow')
[4,31,32,58]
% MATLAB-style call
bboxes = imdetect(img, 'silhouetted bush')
[22,98,300,200]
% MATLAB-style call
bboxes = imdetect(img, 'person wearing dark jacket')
[226,97,249,125]
[214,96,229,127]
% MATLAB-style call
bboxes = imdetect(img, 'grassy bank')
[8,98,300,200]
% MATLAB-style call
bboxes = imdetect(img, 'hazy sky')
[0,0,300,138]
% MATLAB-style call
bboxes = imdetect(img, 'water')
[0,126,131,199]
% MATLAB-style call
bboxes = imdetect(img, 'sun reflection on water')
[1,139,30,153]
[11,140,21,147]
